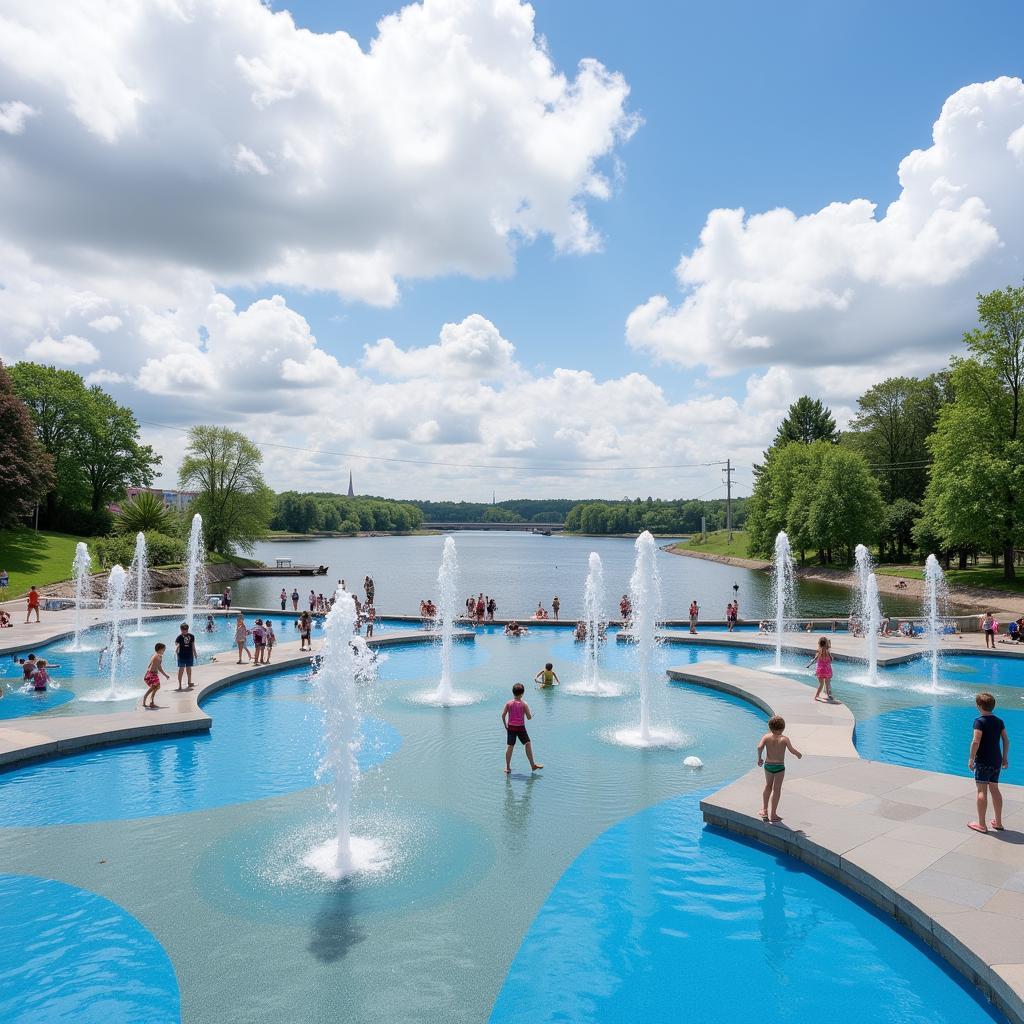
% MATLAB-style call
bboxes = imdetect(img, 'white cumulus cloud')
[0,99,36,134]
[0,0,635,306]
[25,333,100,365]
[626,77,1024,373]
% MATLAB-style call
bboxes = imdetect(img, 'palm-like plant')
[114,490,175,534]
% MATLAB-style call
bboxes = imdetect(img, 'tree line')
[272,492,424,534]
[563,497,749,535]
[746,281,1024,579]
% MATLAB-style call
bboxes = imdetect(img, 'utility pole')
[724,458,734,541]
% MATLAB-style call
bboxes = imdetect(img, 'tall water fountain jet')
[69,542,93,651]
[104,565,128,699]
[771,532,796,668]
[854,544,882,683]
[609,532,683,747]
[184,514,206,630]
[304,586,386,880]
[568,552,621,697]
[434,536,459,703]
[128,532,150,635]
[923,554,949,691]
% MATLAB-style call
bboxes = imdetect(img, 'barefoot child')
[143,643,170,709]
[808,636,834,702]
[534,662,560,688]
[31,659,50,692]
[757,715,802,822]
[968,692,1010,834]
[502,683,543,773]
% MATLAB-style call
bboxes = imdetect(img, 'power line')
[138,419,731,476]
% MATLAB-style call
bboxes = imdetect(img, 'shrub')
[93,530,185,569]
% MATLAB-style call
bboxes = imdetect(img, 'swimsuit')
[763,762,785,774]
[815,659,832,681]
[144,670,160,689]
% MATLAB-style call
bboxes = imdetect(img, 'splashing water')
[69,542,93,651]
[127,532,150,636]
[184,514,206,632]
[923,554,949,691]
[771,532,796,669]
[304,586,387,880]
[853,545,881,683]
[568,552,621,697]
[104,565,128,699]
[609,532,685,748]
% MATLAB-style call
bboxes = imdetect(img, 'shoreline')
[665,543,1024,618]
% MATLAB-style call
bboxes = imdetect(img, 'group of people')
[531,597,560,620]
[464,594,498,622]
[984,610,1024,648]
[5,653,52,695]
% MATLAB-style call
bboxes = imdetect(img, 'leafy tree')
[481,506,524,523]
[9,363,158,524]
[746,441,882,563]
[114,491,176,534]
[878,498,920,562]
[774,396,839,446]
[76,388,159,512]
[0,361,53,527]
[922,283,1024,579]
[179,426,274,554]
[846,375,949,504]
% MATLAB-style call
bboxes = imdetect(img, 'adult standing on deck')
[291,587,300,611]
[279,588,287,611]
[551,596,560,621]
[689,600,699,634]
[222,586,232,610]
[364,575,375,605]
[25,585,40,623]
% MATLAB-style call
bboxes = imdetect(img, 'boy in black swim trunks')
[757,715,802,823]
[502,682,543,774]
[968,692,1010,834]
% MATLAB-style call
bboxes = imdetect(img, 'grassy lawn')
[0,527,90,597]
[672,529,752,559]
[876,562,1024,593]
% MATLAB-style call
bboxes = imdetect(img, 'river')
[154,532,923,620]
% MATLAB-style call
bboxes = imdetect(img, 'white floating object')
[683,756,704,769]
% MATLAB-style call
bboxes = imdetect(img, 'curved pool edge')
[0,629,472,772]
[668,659,1024,1024]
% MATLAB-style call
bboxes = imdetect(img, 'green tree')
[774,396,839,446]
[846,375,949,504]
[481,506,524,523]
[0,361,54,527]
[114,490,176,534]
[179,426,274,554]
[76,388,159,512]
[922,283,1024,579]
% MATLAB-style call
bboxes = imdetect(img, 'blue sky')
[1,0,1022,498]
[258,0,1024,400]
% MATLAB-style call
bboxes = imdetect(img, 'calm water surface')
[156,532,922,620]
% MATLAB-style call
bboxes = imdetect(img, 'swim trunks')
[763,763,785,774]
[506,727,530,745]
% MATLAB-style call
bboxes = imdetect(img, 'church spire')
[347,470,354,497]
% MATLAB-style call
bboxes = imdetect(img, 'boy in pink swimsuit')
[502,683,543,774]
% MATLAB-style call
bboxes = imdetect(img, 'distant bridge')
[423,521,564,533]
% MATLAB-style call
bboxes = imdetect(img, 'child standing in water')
[757,715,802,822]
[534,662,560,687]
[808,636,834,702]
[31,659,50,692]
[143,643,170,709]
[502,683,543,773]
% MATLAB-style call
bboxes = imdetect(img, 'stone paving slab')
[0,626,468,770]
[670,659,1024,1024]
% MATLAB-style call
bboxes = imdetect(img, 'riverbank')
[666,542,1024,619]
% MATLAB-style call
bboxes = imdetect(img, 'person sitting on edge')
[534,662,560,688]
[968,692,1010,834]
[757,715,802,823]
[502,682,543,774]
[0,609,10,628]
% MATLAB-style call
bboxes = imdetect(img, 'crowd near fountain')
[69,541,93,651]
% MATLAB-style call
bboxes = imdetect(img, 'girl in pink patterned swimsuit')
[808,636,834,702]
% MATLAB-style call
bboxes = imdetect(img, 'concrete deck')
[0,628,471,770]
[668,660,1024,1023]
[646,627,1024,666]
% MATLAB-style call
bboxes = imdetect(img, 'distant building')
[347,471,355,498]
[110,486,200,514]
